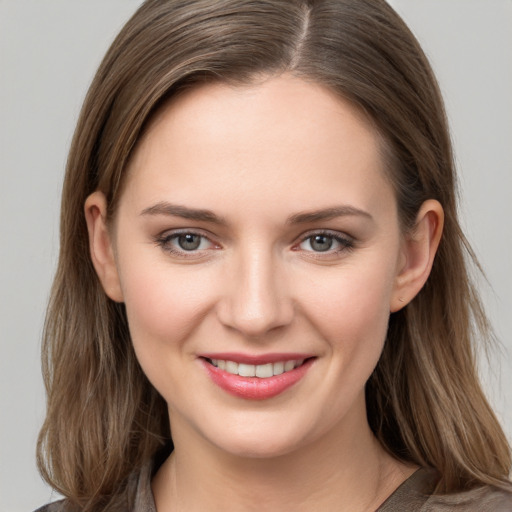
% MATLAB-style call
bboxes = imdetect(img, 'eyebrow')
[140,202,228,225]
[141,202,372,225]
[286,206,373,224]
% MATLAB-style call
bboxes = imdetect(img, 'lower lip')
[201,358,314,400]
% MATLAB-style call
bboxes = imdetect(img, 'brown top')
[35,463,512,511]
[377,467,512,511]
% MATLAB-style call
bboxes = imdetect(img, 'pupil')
[311,235,332,252]
[178,234,201,251]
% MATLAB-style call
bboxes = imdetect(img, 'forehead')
[122,75,395,222]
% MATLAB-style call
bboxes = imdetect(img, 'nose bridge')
[220,241,292,337]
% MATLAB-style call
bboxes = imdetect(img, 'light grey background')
[1,1,510,510]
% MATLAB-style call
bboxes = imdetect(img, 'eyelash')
[154,229,355,259]
[154,229,218,259]
[295,230,355,257]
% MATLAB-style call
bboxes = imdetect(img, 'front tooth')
[284,360,295,372]
[225,361,239,375]
[273,361,284,375]
[256,363,273,378]
[238,363,256,377]
[216,359,303,377]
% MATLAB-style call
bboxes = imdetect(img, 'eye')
[297,232,354,254]
[155,230,217,257]
[303,234,334,252]
[174,233,207,251]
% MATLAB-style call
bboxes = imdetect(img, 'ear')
[390,199,444,312]
[84,191,124,302]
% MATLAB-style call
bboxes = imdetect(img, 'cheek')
[117,254,217,353]
[301,267,396,434]
[297,258,396,362]
[117,257,222,404]
[302,259,394,317]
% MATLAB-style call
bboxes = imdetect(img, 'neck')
[152,404,415,511]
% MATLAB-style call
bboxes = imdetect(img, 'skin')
[86,75,443,511]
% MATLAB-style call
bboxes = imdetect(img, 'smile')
[200,355,315,400]
[208,358,304,378]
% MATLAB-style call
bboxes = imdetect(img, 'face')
[92,75,411,458]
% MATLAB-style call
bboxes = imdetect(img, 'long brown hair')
[37,0,511,509]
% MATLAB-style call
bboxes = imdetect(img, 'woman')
[36,0,512,510]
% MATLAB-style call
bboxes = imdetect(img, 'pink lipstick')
[200,353,315,400]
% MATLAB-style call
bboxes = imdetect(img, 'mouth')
[207,358,306,378]
[200,355,315,400]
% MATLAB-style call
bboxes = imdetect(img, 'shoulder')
[32,456,156,512]
[378,467,512,512]
[424,485,512,511]
[33,500,68,512]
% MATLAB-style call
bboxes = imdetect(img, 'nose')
[216,247,294,338]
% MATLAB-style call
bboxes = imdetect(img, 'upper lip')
[199,352,315,365]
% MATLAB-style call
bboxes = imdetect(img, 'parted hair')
[37,0,511,510]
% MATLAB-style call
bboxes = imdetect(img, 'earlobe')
[390,199,444,312]
[84,191,124,302]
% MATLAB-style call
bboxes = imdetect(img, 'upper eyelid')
[157,228,217,242]
[296,229,354,242]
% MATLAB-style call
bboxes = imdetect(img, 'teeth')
[238,363,256,377]
[210,358,306,378]
[284,360,295,372]
[255,363,273,378]
[273,361,284,375]
[225,360,238,374]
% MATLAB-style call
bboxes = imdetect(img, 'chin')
[214,433,304,460]
[198,410,321,460]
